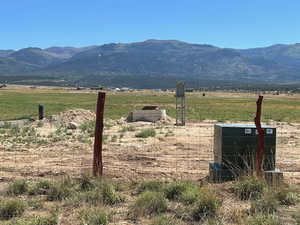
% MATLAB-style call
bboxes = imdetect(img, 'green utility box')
[213,123,276,173]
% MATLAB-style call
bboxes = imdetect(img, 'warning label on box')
[245,128,252,134]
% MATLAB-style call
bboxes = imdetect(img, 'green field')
[1,91,300,122]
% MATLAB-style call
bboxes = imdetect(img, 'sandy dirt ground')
[0,109,299,189]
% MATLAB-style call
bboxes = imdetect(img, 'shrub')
[79,120,95,134]
[111,135,118,142]
[233,177,266,200]
[80,208,111,225]
[138,180,164,194]
[17,213,58,225]
[135,128,156,138]
[250,194,279,214]
[164,181,195,201]
[78,175,95,191]
[151,215,179,225]
[46,182,73,201]
[132,191,167,217]
[34,213,58,225]
[78,181,124,206]
[101,183,124,205]
[28,180,52,195]
[80,189,102,205]
[120,126,136,132]
[274,189,299,206]
[0,199,26,220]
[292,209,300,225]
[27,199,44,210]
[247,214,282,225]
[7,180,28,196]
[179,186,201,205]
[190,190,221,221]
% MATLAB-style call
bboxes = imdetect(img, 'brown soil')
[0,109,299,189]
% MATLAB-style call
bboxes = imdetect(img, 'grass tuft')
[101,183,124,205]
[78,174,95,191]
[132,191,167,217]
[233,177,266,200]
[190,190,221,221]
[7,180,28,196]
[46,182,73,201]
[150,215,180,225]
[250,194,279,214]
[80,208,111,225]
[137,180,164,194]
[247,214,282,225]
[0,199,26,220]
[28,180,52,195]
[274,188,299,206]
[135,128,156,138]
[164,181,195,201]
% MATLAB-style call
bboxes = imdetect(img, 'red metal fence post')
[93,92,106,177]
[254,95,265,178]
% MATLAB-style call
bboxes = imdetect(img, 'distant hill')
[1,40,300,88]
[45,46,98,59]
[0,50,14,57]
[0,57,38,74]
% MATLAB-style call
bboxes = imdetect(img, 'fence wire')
[1,120,299,185]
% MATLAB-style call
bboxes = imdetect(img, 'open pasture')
[1,89,300,122]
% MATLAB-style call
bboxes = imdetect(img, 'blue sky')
[1,0,300,50]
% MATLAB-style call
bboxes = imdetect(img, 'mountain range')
[1,39,300,88]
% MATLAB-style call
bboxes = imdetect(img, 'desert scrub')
[250,194,279,214]
[233,177,266,200]
[135,128,156,138]
[120,126,136,132]
[46,181,73,201]
[27,199,44,210]
[190,190,221,221]
[11,213,59,225]
[77,174,95,191]
[7,180,28,196]
[164,181,196,201]
[274,188,299,206]
[111,135,118,142]
[0,199,26,220]
[247,214,282,225]
[151,215,180,225]
[79,120,95,136]
[77,178,124,206]
[101,182,125,205]
[137,180,164,194]
[37,121,44,127]
[28,180,52,195]
[80,208,112,225]
[132,191,167,217]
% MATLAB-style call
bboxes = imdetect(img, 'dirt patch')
[52,108,95,126]
[0,109,299,188]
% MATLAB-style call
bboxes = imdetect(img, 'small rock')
[117,117,126,125]
[67,122,78,129]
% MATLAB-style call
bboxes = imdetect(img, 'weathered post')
[38,104,44,120]
[93,92,106,177]
[175,81,186,126]
[254,95,264,178]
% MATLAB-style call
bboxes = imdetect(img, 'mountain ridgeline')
[1,40,300,88]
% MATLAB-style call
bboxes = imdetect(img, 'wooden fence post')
[254,95,264,178]
[93,92,106,177]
